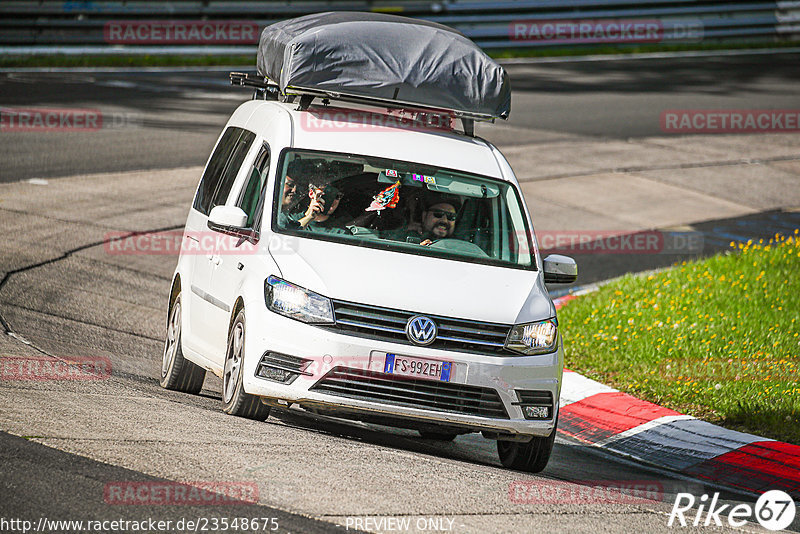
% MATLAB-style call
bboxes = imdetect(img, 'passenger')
[278,158,350,234]
[277,160,304,229]
[294,182,348,234]
[282,175,299,210]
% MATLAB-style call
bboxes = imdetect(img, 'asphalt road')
[0,53,798,533]
[506,52,800,139]
[0,431,347,534]
[2,52,798,285]
[2,52,800,181]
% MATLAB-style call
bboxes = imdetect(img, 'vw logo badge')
[406,315,437,346]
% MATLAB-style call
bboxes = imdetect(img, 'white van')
[160,94,577,472]
[161,11,577,472]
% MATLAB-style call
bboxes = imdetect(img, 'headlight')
[505,319,558,355]
[264,276,334,324]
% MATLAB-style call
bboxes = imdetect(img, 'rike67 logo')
[668,490,796,531]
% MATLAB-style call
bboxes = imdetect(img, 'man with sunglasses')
[419,201,458,245]
[388,194,460,245]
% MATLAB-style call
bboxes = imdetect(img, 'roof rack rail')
[230,72,280,101]
[285,85,495,121]
[230,71,489,137]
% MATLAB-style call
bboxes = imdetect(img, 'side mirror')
[208,206,251,237]
[543,254,577,284]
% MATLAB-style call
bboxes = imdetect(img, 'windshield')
[272,149,535,269]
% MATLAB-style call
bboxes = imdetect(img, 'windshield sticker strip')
[412,173,436,185]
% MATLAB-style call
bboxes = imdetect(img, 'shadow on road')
[547,208,800,286]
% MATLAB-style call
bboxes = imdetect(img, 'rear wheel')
[160,294,206,394]
[497,418,558,473]
[222,309,271,421]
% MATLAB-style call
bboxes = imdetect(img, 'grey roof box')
[256,11,511,120]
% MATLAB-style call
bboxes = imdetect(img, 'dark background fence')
[1,1,797,52]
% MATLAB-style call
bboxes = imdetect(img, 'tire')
[160,294,206,394]
[418,431,458,441]
[222,308,271,421]
[497,418,558,473]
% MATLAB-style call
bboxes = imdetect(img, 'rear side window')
[212,130,256,211]
[193,127,256,215]
[194,127,240,215]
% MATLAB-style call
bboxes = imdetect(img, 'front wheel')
[222,308,271,421]
[160,294,206,394]
[497,418,557,473]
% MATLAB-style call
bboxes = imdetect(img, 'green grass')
[559,230,800,445]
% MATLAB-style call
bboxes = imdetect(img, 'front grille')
[326,299,512,355]
[310,366,509,419]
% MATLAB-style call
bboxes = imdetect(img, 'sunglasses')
[429,210,457,221]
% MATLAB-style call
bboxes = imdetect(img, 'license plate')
[384,354,452,382]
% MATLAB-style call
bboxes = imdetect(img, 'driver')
[419,201,458,246]
[391,194,460,245]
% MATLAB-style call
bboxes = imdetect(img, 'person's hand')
[305,196,325,218]
[420,239,434,246]
[299,193,325,228]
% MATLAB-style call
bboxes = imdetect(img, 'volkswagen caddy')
[160,96,577,472]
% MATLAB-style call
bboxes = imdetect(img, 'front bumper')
[242,306,563,438]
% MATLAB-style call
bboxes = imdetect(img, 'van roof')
[242,100,506,180]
